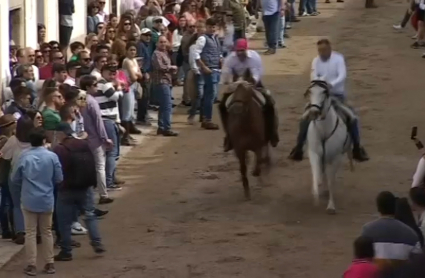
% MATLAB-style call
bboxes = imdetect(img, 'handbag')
[134,82,144,99]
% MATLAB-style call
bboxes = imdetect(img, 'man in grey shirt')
[361,191,422,268]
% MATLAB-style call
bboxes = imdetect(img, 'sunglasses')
[54,56,64,60]
[28,54,35,57]
[43,49,51,53]
[142,34,152,36]
[108,30,115,33]
[36,56,43,59]
[52,46,59,49]
[189,25,196,28]
[99,1,106,4]
[35,116,43,120]
[124,22,131,26]
[82,58,91,62]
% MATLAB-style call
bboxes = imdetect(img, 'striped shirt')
[361,217,422,269]
[93,79,122,121]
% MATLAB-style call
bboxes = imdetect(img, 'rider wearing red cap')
[219,38,279,152]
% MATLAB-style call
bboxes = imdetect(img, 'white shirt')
[221,50,263,84]
[91,68,102,81]
[63,76,76,86]
[172,30,183,52]
[189,44,200,75]
[311,51,347,97]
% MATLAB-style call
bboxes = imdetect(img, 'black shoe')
[352,146,369,162]
[288,146,304,161]
[162,130,179,137]
[291,17,300,22]
[93,244,106,254]
[54,251,73,261]
[94,208,109,218]
[99,197,114,205]
[264,48,276,55]
[181,101,191,107]
[157,128,164,135]
[270,134,279,148]
[129,123,142,135]
[121,136,135,146]
[2,231,13,239]
[224,137,232,152]
[13,232,25,245]
[277,43,286,49]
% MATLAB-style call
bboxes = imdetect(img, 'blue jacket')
[137,41,154,73]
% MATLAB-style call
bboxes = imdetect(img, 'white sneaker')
[302,12,310,16]
[71,222,87,235]
[412,34,418,40]
[393,24,402,30]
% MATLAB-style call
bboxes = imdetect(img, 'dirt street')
[1,0,424,277]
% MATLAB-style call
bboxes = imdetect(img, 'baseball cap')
[234,38,248,51]
[141,28,152,35]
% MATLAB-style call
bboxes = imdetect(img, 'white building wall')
[37,0,59,42]
[0,1,11,98]
[23,0,37,48]
[70,0,87,44]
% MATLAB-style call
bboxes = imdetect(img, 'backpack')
[60,138,97,189]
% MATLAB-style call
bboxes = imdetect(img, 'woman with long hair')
[182,0,199,25]
[87,1,100,34]
[116,15,135,39]
[102,24,116,47]
[85,33,99,54]
[111,35,128,61]
[196,0,211,20]
[40,43,52,65]
[121,42,143,145]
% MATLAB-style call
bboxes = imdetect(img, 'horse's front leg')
[308,152,322,206]
[252,148,262,177]
[325,156,342,214]
[236,150,250,200]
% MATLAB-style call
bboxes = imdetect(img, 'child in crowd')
[343,236,378,278]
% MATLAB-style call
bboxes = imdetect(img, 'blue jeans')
[189,74,204,118]
[56,188,101,255]
[0,180,13,235]
[9,180,24,233]
[262,12,280,49]
[278,16,286,45]
[121,88,135,122]
[154,84,173,131]
[198,71,219,121]
[103,119,119,187]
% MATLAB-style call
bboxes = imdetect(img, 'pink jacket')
[343,260,379,278]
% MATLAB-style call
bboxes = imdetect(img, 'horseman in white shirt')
[289,39,369,162]
[219,38,279,152]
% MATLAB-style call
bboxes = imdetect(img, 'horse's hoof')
[252,170,261,177]
[326,208,336,215]
[244,192,251,200]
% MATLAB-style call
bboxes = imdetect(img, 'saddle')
[224,83,269,109]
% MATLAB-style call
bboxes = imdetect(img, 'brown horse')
[225,69,270,200]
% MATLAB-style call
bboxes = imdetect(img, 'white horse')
[305,80,352,214]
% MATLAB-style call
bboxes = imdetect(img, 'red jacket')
[343,260,379,278]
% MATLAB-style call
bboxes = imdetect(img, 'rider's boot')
[219,93,232,152]
[264,94,279,147]
[349,119,369,162]
[288,118,310,161]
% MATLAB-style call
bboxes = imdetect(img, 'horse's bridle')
[305,81,330,116]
